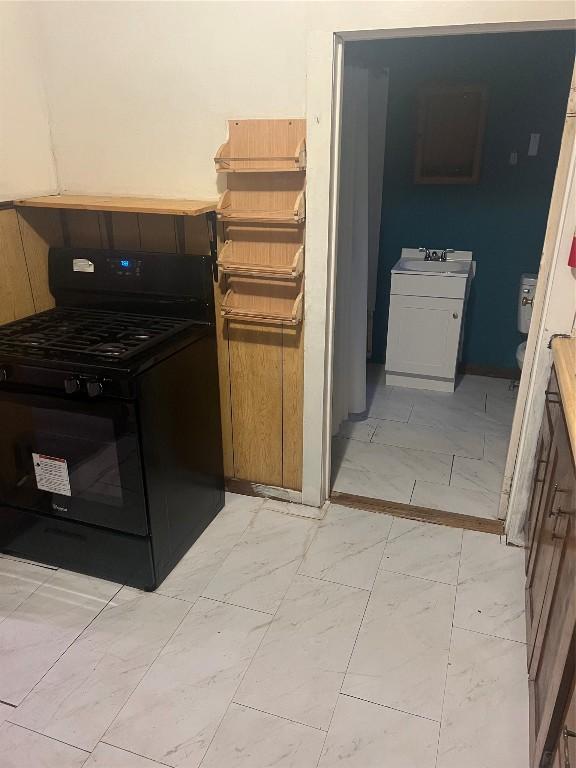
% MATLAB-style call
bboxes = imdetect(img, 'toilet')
[516,273,538,369]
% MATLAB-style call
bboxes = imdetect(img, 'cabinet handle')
[551,513,565,540]
[563,726,576,768]
[548,484,560,516]
[452,313,459,319]
[536,457,549,483]
[548,485,569,517]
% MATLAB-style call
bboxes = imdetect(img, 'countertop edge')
[552,336,576,464]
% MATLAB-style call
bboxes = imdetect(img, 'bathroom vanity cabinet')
[385,249,473,392]
[525,339,575,768]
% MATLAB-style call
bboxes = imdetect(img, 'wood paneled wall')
[0,208,35,324]
[214,280,304,490]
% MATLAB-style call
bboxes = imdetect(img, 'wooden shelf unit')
[221,277,303,326]
[16,195,217,217]
[213,118,306,491]
[218,223,304,280]
[216,172,305,224]
[215,119,306,173]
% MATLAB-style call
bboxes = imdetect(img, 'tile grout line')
[313,527,392,767]
[354,434,458,461]
[9,591,196,753]
[89,596,195,752]
[409,478,416,505]
[198,594,276,616]
[293,571,373,592]
[312,517,400,766]
[4,721,91,756]
[377,565,459,587]
[198,505,314,607]
[434,527,463,768]
[229,701,328,733]
[96,499,270,761]
[137,503,265,605]
[90,501,273,763]
[451,624,527,646]
[5,576,124,711]
[339,692,442,724]
[197,520,321,767]
[99,739,174,767]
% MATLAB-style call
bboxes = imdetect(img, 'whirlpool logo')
[52,503,68,513]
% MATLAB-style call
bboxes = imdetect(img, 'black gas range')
[0,247,224,589]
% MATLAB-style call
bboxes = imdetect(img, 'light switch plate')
[528,133,540,157]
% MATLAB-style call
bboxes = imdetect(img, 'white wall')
[0,3,57,202]
[35,1,575,199]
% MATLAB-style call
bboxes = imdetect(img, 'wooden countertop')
[15,195,217,217]
[552,336,576,460]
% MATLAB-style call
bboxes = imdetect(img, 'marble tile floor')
[333,371,518,519]
[0,493,528,767]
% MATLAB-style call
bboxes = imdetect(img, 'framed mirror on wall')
[415,83,488,184]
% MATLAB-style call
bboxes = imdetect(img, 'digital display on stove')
[108,256,142,277]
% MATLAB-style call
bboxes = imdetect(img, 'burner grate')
[0,308,195,363]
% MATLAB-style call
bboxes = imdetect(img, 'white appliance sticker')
[73,258,94,273]
[32,453,72,496]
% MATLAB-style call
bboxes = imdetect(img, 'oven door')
[0,390,147,535]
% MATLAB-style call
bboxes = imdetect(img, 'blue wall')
[353,32,575,369]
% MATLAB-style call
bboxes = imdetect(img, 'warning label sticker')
[32,453,72,497]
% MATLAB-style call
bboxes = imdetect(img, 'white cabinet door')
[385,295,464,379]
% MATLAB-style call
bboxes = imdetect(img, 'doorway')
[326,30,574,529]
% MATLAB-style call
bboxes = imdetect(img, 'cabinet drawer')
[391,273,467,299]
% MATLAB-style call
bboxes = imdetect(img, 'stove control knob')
[0,367,8,383]
[64,377,81,394]
[86,380,103,398]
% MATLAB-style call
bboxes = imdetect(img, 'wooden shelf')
[15,195,217,217]
[215,119,306,173]
[221,277,303,325]
[216,173,305,224]
[219,240,303,279]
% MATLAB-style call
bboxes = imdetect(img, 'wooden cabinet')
[526,363,576,768]
[415,83,487,184]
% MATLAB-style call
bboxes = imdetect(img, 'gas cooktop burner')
[0,308,196,364]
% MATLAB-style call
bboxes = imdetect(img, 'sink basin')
[396,259,468,275]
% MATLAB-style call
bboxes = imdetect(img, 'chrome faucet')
[418,247,454,262]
